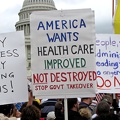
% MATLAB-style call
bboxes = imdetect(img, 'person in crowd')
[101,95,113,107]
[79,107,92,120]
[67,98,85,120]
[92,113,120,120]
[0,104,20,120]
[79,98,94,115]
[54,101,64,120]
[21,105,41,120]
[92,101,110,119]
[46,111,56,120]
[101,94,114,113]
[96,101,110,116]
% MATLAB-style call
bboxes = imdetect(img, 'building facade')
[15,0,57,78]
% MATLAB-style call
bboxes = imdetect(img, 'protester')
[21,105,41,120]
[79,98,94,115]
[96,101,110,116]
[79,107,92,120]
[0,104,20,120]
[101,94,114,113]
[54,101,64,120]
[92,101,110,119]
[67,98,85,120]
[101,95,113,107]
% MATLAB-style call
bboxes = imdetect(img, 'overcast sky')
[0,0,113,34]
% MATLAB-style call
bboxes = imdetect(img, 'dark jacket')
[68,110,85,120]
[55,110,64,120]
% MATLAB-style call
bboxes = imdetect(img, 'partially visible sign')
[0,31,28,105]
[96,34,120,93]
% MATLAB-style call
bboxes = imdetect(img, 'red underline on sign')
[98,88,111,90]
[33,83,47,85]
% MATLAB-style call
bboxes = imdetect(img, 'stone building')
[15,0,57,78]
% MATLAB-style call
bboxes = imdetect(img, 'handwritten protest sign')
[0,31,28,105]
[96,34,120,93]
[30,9,96,98]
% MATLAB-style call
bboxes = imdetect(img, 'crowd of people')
[0,91,120,120]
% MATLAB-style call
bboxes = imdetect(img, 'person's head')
[81,97,94,105]
[55,101,64,113]
[96,101,110,116]
[101,95,112,106]
[0,104,15,117]
[55,101,64,119]
[46,111,56,120]
[21,105,41,120]
[67,98,79,111]
[79,107,92,119]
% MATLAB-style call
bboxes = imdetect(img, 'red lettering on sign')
[49,84,64,90]
[35,85,48,90]
[33,73,48,84]
[97,76,111,89]
[114,76,120,86]
[50,71,96,82]
[67,83,93,89]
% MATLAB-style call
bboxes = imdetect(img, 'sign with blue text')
[0,31,28,105]
[96,34,120,93]
[30,9,96,98]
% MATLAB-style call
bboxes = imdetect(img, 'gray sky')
[0,0,113,34]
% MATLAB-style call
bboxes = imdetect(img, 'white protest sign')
[0,31,28,105]
[30,9,96,98]
[96,34,120,93]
